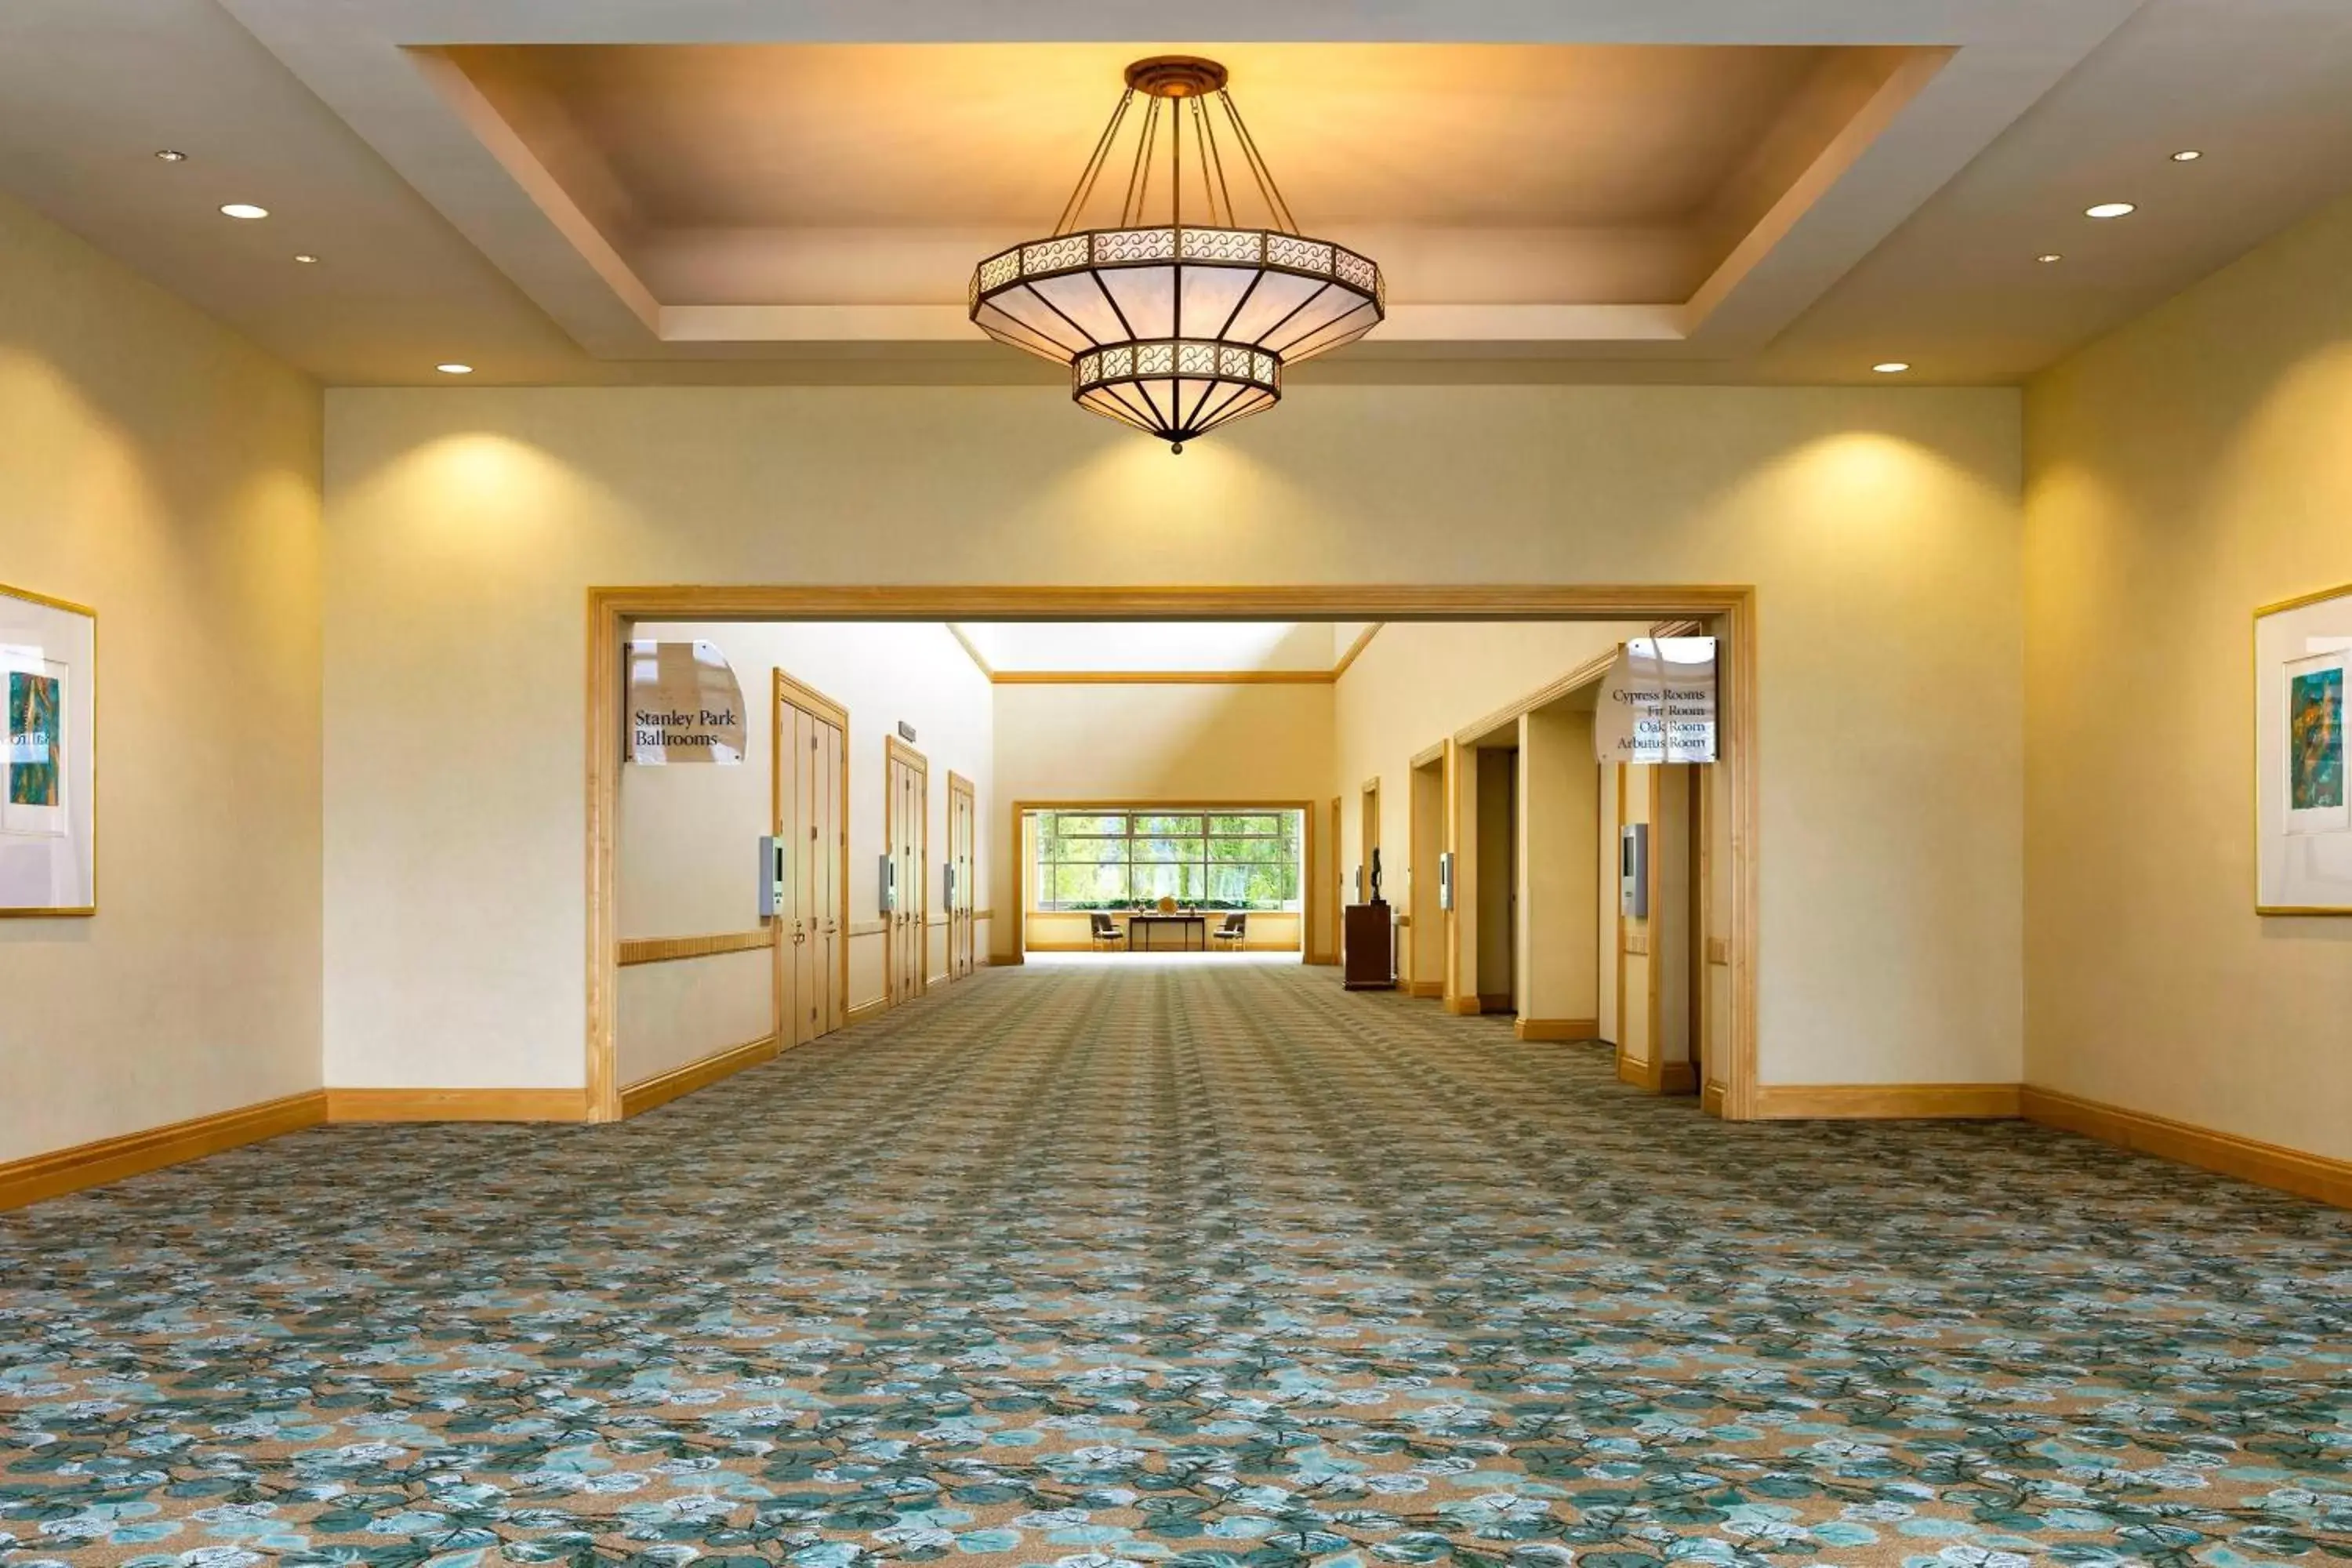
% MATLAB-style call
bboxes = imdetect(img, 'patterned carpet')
[3,960,2349,1568]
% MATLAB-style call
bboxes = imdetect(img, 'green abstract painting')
[2290,664,2344,811]
[6,668,60,808]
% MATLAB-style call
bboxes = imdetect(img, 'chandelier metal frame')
[968,56,1385,450]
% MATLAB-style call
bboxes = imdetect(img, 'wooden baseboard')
[1751,1083,2023,1120]
[2023,1087,2352,1208]
[324,1087,590,1122]
[1,1090,328,1213]
[846,997,890,1024]
[1616,1051,1650,1087]
[990,950,1024,966]
[1659,1061,1699,1095]
[1406,980,1444,1000]
[1476,993,1512,1013]
[1514,1017,1599,1042]
[619,1033,779,1119]
[1443,994,1483,1015]
[1700,1079,1726,1117]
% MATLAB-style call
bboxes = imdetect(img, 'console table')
[1127,913,1208,951]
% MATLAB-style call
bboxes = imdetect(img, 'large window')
[1032,808,1302,911]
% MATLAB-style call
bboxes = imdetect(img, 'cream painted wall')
[989,681,1335,959]
[0,191,321,1161]
[609,619,987,1087]
[2025,191,2352,1160]
[324,381,2023,1092]
[1331,622,1649,1012]
[1517,706,1599,1029]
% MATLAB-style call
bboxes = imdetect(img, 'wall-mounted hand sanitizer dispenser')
[758,835,784,916]
[1620,823,1649,918]
[879,854,897,913]
[1438,850,1455,910]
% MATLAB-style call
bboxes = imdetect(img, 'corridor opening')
[590,587,1757,1126]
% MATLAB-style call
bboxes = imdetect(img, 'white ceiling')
[954,622,1354,675]
[0,0,2349,386]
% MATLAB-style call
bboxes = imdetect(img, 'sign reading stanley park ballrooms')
[1595,637,1719,764]
[626,640,746,764]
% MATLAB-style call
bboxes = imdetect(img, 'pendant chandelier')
[969,56,1385,451]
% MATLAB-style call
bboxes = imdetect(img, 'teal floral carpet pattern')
[4,960,2350,1568]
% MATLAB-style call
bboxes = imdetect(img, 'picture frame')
[1,581,96,916]
[2253,580,2352,914]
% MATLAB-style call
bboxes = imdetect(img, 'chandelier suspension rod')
[1216,89,1298,234]
[1125,95,1163,227]
[1054,88,1135,237]
[1193,97,1235,227]
[1172,83,1182,232]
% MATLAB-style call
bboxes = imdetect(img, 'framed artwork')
[2254,581,2352,914]
[1,583,96,916]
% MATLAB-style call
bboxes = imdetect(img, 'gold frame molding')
[585,586,1761,1123]
[2252,578,2352,915]
[0,579,97,918]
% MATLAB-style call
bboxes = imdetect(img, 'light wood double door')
[776,678,846,1047]
[885,736,929,1004]
[946,772,977,981]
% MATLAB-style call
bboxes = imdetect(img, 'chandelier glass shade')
[969,56,1385,450]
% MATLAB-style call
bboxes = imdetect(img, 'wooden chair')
[1212,913,1247,953]
[1090,913,1123,952]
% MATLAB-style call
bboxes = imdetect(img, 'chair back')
[1220,913,1247,935]
[1090,912,1117,938]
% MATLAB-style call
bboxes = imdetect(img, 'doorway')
[1474,741,1518,1014]
[886,735,929,1004]
[587,586,1759,1123]
[947,771,977,982]
[1406,748,1445,998]
[775,671,848,1048]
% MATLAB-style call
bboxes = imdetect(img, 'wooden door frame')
[772,670,851,1047]
[946,769,977,980]
[586,585,1760,1124]
[884,734,929,1004]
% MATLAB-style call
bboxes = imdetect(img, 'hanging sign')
[1595,636,1718,764]
[626,640,745,764]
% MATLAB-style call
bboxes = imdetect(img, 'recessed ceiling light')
[2037,252,2064,263]
[435,363,474,375]
[219,202,270,220]
[1872,361,1911,374]
[2085,201,2136,220]
[2170,149,2203,162]
[154,149,187,162]
[292,253,318,264]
